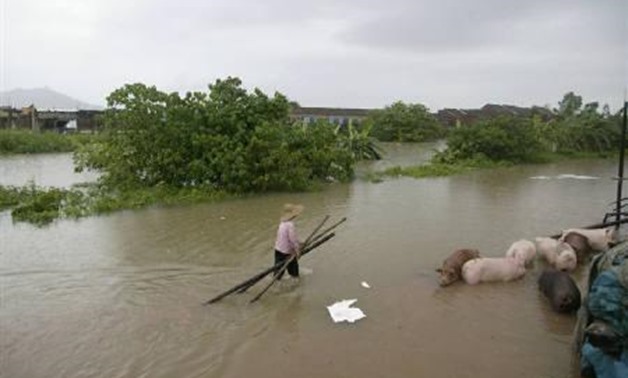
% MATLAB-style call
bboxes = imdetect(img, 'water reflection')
[98,182,352,269]
[0,153,98,187]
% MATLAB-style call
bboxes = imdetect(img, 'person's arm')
[287,222,301,257]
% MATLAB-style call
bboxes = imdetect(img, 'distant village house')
[0,106,101,133]
[290,106,372,127]
[1,103,552,133]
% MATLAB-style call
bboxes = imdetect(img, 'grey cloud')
[3,0,626,110]
[339,0,626,52]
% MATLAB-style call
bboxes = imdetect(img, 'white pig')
[505,239,537,266]
[555,243,577,272]
[462,257,527,285]
[559,227,617,251]
[535,237,560,265]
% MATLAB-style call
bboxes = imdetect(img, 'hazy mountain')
[0,87,102,110]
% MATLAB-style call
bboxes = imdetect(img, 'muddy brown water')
[0,144,621,378]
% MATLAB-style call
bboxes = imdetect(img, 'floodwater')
[0,144,622,378]
[0,153,99,188]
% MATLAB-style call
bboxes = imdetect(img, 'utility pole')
[616,101,627,228]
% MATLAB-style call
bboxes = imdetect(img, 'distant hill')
[0,87,102,110]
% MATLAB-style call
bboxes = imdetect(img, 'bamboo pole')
[303,215,330,247]
[246,216,331,304]
[236,217,347,294]
[203,232,336,305]
[249,251,301,303]
[310,217,347,244]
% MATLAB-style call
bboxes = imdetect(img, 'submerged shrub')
[75,77,357,192]
[439,116,542,163]
[0,182,230,226]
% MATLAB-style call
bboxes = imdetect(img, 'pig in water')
[555,242,577,272]
[436,248,480,286]
[538,268,581,313]
[535,237,560,265]
[562,231,592,261]
[505,239,537,266]
[462,257,527,285]
[536,237,577,271]
[560,227,617,251]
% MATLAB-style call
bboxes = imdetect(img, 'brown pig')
[561,231,592,262]
[436,248,480,286]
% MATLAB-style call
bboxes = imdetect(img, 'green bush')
[75,77,357,192]
[435,116,543,163]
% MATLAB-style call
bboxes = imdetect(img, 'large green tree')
[75,77,355,192]
[556,91,583,118]
[548,92,620,153]
[366,101,445,142]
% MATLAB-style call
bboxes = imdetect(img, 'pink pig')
[461,257,527,285]
[505,239,537,266]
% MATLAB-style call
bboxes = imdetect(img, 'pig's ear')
[436,268,442,273]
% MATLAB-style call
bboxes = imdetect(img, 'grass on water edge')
[364,150,618,183]
[0,182,231,226]
[0,130,99,155]
[1,149,619,226]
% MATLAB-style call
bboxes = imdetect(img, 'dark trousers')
[274,250,299,278]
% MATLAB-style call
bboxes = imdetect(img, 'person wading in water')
[274,204,304,280]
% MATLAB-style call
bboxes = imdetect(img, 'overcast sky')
[1,0,626,111]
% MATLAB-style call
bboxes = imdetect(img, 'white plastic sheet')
[327,299,366,323]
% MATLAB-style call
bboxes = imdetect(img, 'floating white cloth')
[327,299,366,323]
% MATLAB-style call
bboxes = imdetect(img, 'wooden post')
[616,101,627,229]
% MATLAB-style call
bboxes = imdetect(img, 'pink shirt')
[274,220,299,255]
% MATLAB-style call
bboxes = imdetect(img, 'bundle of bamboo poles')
[203,216,346,305]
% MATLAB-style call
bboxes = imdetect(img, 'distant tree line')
[359,91,622,163]
[434,92,622,164]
